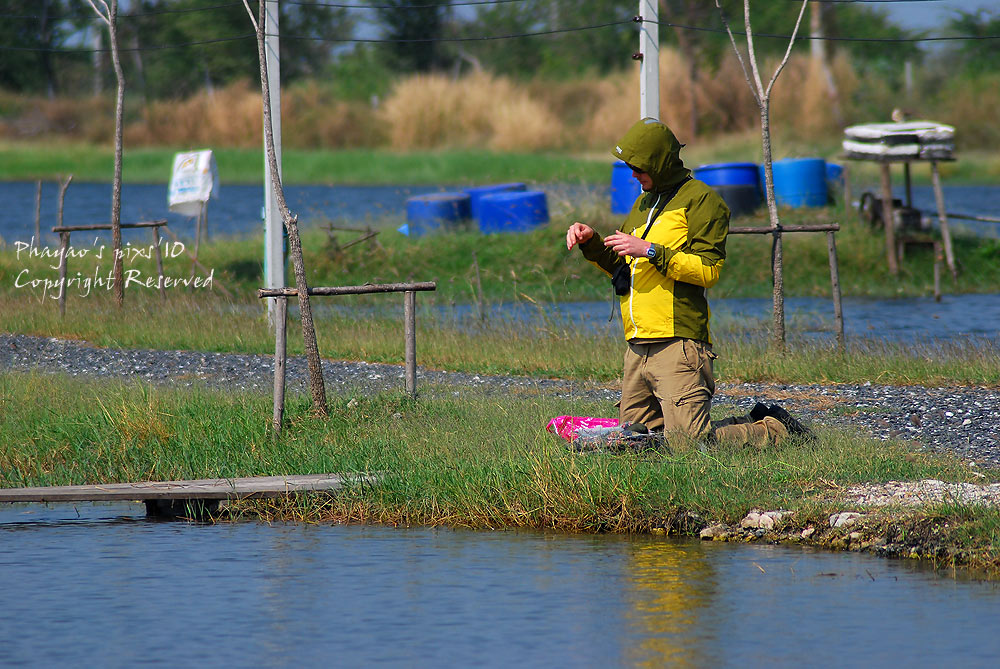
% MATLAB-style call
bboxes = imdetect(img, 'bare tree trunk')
[86,0,125,307]
[759,107,785,348]
[109,3,125,307]
[716,0,809,352]
[245,0,328,417]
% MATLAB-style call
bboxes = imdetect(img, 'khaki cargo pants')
[620,339,785,446]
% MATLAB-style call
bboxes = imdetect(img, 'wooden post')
[191,206,203,284]
[404,290,416,397]
[878,162,898,276]
[826,231,845,354]
[930,161,957,281]
[57,232,69,317]
[933,241,942,303]
[151,226,166,302]
[272,296,287,435]
[202,200,209,243]
[902,161,913,208]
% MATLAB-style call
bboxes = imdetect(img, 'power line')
[0,19,634,53]
[280,19,633,44]
[2,11,997,54]
[0,3,244,20]
[642,18,1000,42]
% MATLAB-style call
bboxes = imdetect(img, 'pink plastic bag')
[545,415,620,442]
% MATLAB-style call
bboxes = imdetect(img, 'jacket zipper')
[628,193,662,340]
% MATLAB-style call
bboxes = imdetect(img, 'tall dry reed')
[2,49,993,152]
[378,71,562,151]
[127,80,262,147]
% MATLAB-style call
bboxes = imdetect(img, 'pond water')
[1,502,998,667]
[327,292,1000,343]
[1,180,998,247]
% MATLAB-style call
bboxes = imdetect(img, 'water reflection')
[2,504,1000,667]
[625,539,715,667]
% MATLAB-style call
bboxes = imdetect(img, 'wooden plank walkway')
[0,473,373,504]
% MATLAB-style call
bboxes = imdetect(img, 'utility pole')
[263,0,284,323]
[639,0,660,120]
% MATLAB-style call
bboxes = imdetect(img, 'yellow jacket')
[582,119,730,344]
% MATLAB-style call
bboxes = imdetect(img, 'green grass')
[6,194,996,304]
[3,371,999,571]
[0,142,611,186]
[4,139,1000,186]
[2,194,998,388]
[0,286,996,387]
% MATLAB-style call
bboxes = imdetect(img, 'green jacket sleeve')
[662,190,728,288]
[579,233,627,278]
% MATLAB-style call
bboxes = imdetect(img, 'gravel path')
[3,333,999,469]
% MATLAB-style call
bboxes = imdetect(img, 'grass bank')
[1,290,998,388]
[2,194,998,387]
[0,142,610,186]
[3,139,1000,187]
[2,372,998,573]
[5,198,999,304]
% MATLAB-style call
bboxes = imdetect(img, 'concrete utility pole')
[263,0,283,323]
[639,0,660,120]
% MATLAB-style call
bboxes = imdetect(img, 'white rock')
[801,527,815,539]
[830,512,863,528]
[700,524,729,539]
[740,510,791,529]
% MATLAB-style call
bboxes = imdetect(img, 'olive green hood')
[611,118,692,193]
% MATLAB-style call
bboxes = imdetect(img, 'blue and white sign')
[168,150,218,217]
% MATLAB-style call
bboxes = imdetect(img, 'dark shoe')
[765,404,813,439]
[748,402,770,423]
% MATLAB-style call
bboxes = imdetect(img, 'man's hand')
[604,231,653,258]
[566,222,595,250]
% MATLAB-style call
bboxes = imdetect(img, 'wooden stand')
[258,282,437,435]
[729,223,845,353]
[846,155,957,280]
[51,220,170,315]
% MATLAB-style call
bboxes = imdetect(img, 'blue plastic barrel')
[694,162,762,217]
[611,161,642,214]
[694,162,759,188]
[478,191,549,234]
[464,183,527,220]
[404,192,472,236]
[770,158,828,208]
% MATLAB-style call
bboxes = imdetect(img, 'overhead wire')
[639,17,1000,42]
[0,3,997,54]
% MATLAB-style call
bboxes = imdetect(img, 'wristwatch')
[645,244,656,259]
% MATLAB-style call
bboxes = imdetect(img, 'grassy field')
[3,139,1000,187]
[5,197,998,305]
[2,371,998,572]
[0,142,613,186]
[2,189,997,387]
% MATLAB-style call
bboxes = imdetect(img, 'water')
[0,181,597,247]
[878,184,1000,239]
[1,181,997,247]
[1,503,998,667]
[329,293,1000,342]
